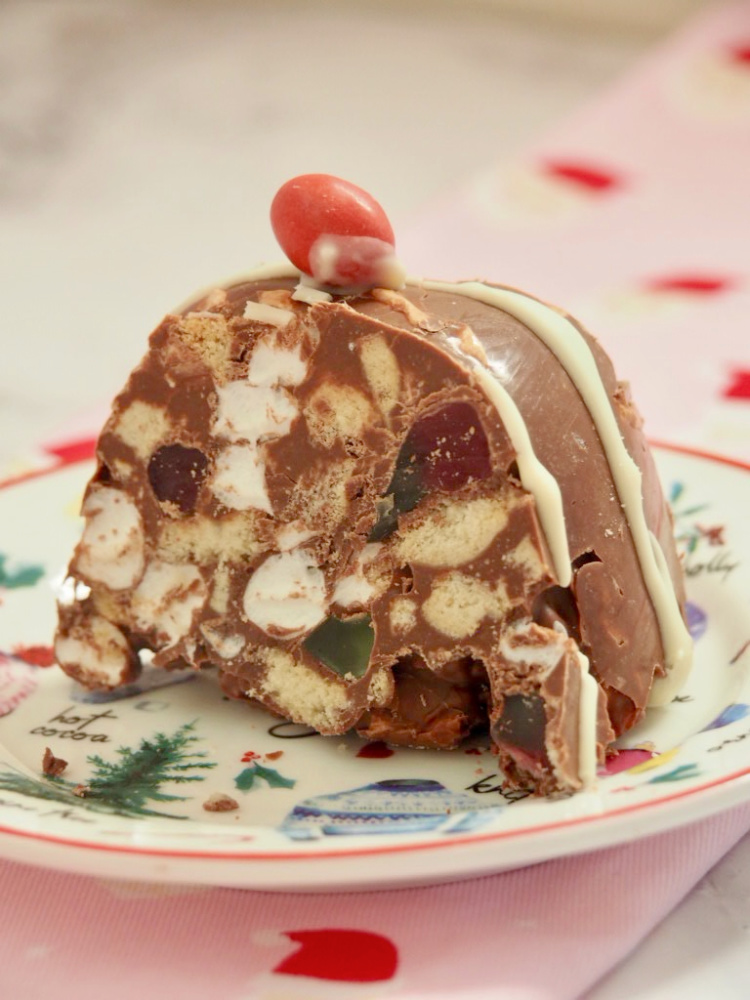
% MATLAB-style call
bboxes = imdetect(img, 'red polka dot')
[44,437,97,465]
[275,928,398,983]
[644,274,734,295]
[724,368,750,400]
[540,160,622,192]
[728,44,750,66]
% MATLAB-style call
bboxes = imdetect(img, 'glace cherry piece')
[369,402,492,541]
[270,174,404,289]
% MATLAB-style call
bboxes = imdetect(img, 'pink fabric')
[400,2,750,456]
[1,806,749,999]
[4,5,750,998]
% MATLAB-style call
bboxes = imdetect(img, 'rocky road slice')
[55,273,690,794]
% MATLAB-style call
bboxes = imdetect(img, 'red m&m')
[270,174,405,290]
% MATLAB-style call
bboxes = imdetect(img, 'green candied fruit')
[368,463,423,542]
[303,614,375,679]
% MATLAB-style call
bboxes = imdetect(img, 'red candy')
[270,174,402,288]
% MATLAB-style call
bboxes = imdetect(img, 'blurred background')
[0,0,732,467]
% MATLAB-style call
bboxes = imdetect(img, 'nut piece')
[203,793,240,812]
[42,747,68,777]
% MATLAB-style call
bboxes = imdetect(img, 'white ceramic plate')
[0,444,748,891]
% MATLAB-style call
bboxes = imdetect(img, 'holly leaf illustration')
[648,763,700,784]
[234,763,295,792]
[234,766,258,791]
[0,554,45,590]
[253,763,295,789]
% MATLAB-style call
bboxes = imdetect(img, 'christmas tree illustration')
[0,721,216,820]
[81,720,216,816]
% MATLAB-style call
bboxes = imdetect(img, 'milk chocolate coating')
[54,276,687,794]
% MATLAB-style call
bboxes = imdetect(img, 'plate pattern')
[0,445,748,887]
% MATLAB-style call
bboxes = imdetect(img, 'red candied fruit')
[370,402,492,541]
[492,694,549,766]
[405,402,492,493]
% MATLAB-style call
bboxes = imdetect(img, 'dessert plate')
[0,444,747,891]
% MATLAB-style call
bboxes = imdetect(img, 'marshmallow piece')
[76,487,145,590]
[332,544,382,608]
[243,549,327,637]
[247,340,307,387]
[211,443,272,514]
[55,616,134,688]
[214,382,298,443]
[276,521,318,552]
[199,624,246,660]
[132,561,206,645]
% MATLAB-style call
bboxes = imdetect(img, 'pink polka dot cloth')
[2,4,750,999]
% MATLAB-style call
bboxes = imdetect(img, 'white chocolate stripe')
[577,651,600,788]
[449,352,572,587]
[647,532,690,705]
[423,280,692,704]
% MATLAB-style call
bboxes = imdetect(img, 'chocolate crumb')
[203,792,239,813]
[42,747,68,777]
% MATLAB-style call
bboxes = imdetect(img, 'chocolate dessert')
[54,175,692,794]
